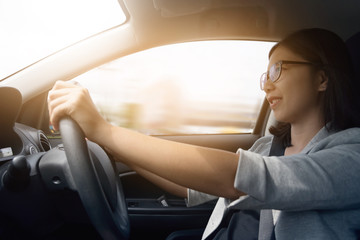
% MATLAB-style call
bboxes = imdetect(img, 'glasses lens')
[269,62,281,82]
[260,62,282,90]
[260,72,267,90]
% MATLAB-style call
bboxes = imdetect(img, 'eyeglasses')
[260,60,316,90]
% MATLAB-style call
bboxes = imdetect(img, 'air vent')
[39,131,52,152]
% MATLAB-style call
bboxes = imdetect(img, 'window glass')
[0,0,126,80]
[75,40,275,135]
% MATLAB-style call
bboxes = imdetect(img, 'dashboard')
[0,87,52,163]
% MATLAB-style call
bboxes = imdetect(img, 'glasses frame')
[260,60,316,90]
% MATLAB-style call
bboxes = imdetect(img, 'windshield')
[0,0,126,80]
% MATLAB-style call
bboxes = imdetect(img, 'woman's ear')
[317,70,328,92]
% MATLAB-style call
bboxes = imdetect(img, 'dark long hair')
[268,28,360,147]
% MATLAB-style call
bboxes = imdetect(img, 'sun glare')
[0,0,125,80]
[75,40,275,134]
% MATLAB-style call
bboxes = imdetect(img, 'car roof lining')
[122,0,360,43]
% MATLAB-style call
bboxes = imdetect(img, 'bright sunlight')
[0,0,125,80]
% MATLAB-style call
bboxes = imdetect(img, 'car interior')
[0,0,359,239]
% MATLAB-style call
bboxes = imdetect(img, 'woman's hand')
[47,80,110,142]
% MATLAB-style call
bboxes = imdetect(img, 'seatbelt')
[258,136,285,240]
[258,210,275,240]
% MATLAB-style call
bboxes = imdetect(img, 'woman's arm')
[106,146,188,198]
[103,125,242,199]
[131,165,188,198]
[48,81,244,199]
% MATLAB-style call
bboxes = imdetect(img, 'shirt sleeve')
[232,132,360,211]
[186,188,218,207]
[185,135,273,207]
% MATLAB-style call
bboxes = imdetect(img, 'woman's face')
[264,46,327,125]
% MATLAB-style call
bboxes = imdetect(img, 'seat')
[346,31,360,90]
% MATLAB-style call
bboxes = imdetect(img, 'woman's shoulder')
[312,127,360,152]
[328,127,360,143]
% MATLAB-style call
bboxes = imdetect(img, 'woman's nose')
[263,79,275,92]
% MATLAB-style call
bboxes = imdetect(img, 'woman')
[48,28,360,239]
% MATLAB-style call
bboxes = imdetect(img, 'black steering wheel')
[59,117,130,240]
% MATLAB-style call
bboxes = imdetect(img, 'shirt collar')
[300,125,335,154]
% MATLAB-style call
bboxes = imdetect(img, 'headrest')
[346,32,360,81]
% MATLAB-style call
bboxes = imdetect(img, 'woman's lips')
[267,96,282,109]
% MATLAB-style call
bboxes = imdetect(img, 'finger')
[48,82,78,107]
[47,87,76,119]
[48,82,89,109]
[48,87,79,103]
[49,99,75,131]
[48,89,81,129]
[51,80,82,91]
[48,94,70,117]
[48,87,93,130]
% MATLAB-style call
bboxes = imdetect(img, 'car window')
[0,0,126,80]
[75,40,275,135]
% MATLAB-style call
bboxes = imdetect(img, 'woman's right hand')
[47,80,111,142]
